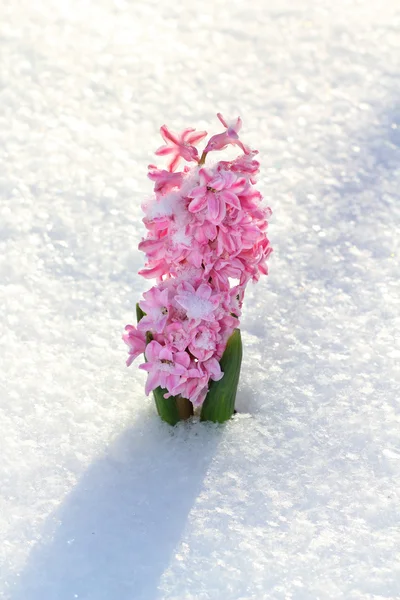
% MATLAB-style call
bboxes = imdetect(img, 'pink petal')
[227,128,239,139]
[145,340,162,362]
[188,194,207,213]
[187,249,203,268]
[174,351,190,369]
[209,175,225,192]
[197,283,212,300]
[166,374,181,392]
[136,315,154,332]
[181,127,196,137]
[204,358,224,381]
[138,238,165,255]
[221,171,236,187]
[160,125,179,145]
[155,145,175,156]
[138,262,169,279]
[236,140,251,155]
[168,153,181,172]
[188,185,207,199]
[159,347,173,362]
[139,362,152,372]
[154,315,168,333]
[173,363,189,376]
[145,370,162,395]
[220,190,241,210]
[185,129,208,145]
[230,177,247,192]
[179,145,199,163]
[126,355,135,367]
[217,113,228,128]
[203,222,217,240]
[208,194,226,224]
[199,167,214,185]
[158,288,170,305]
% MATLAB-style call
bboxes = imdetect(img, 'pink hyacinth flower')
[139,341,190,395]
[175,282,221,322]
[203,113,250,155]
[167,364,210,405]
[164,320,193,352]
[137,287,170,333]
[188,169,246,225]
[155,125,208,172]
[170,357,223,406]
[188,323,219,361]
[218,150,260,183]
[147,165,185,194]
[122,325,147,366]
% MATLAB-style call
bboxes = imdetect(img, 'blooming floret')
[155,125,207,172]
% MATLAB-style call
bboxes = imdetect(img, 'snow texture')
[1,0,400,599]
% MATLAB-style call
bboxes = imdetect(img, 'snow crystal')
[177,293,216,320]
[171,228,192,247]
[194,330,213,350]
[148,192,179,219]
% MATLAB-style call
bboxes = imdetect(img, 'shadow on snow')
[10,416,222,600]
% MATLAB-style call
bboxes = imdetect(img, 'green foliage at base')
[200,329,242,423]
[152,386,184,426]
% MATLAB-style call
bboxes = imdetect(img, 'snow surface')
[1,0,400,598]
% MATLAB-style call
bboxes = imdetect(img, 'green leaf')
[200,329,242,423]
[136,303,146,323]
[152,386,183,426]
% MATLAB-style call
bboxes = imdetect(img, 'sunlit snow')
[1,0,400,599]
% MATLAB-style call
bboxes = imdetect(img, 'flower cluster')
[123,113,272,406]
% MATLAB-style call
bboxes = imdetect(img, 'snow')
[171,228,192,248]
[1,0,400,599]
[176,292,216,321]
[148,192,179,219]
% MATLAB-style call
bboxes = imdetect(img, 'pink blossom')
[175,282,221,322]
[155,125,207,172]
[140,341,190,395]
[137,287,170,333]
[166,364,209,405]
[203,113,250,155]
[164,320,193,352]
[218,150,260,184]
[138,259,170,281]
[122,325,147,366]
[188,323,219,361]
[168,357,223,406]
[147,165,185,194]
[204,257,243,290]
[188,168,246,225]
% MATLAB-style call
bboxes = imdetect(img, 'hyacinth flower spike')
[123,114,272,424]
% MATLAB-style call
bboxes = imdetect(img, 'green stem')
[198,150,207,166]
